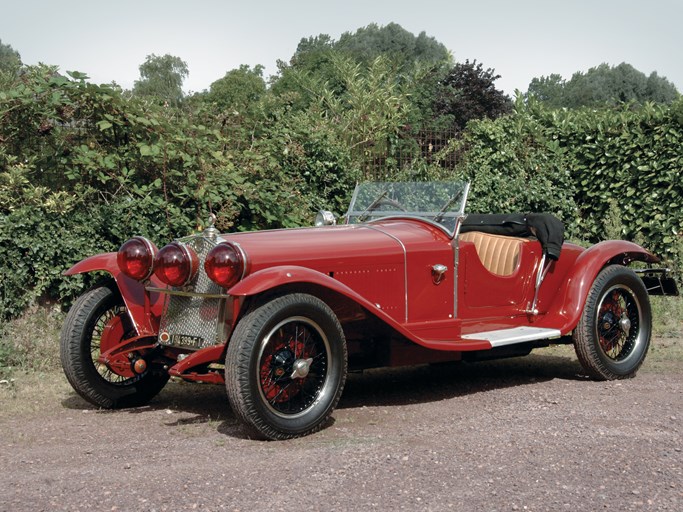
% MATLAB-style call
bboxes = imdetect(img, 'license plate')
[160,333,205,349]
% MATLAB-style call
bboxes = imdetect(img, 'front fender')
[228,265,385,315]
[227,265,467,352]
[64,253,163,336]
[547,240,659,334]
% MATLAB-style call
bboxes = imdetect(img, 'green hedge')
[429,97,683,266]
[1,68,681,319]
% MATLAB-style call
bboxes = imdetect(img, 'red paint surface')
[64,253,164,336]
[65,220,660,368]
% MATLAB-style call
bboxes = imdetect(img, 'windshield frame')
[344,181,470,237]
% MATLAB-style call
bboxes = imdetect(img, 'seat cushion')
[459,231,528,276]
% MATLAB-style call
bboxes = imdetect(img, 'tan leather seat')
[459,231,527,276]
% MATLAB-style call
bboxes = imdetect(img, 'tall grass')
[651,295,683,338]
[0,305,63,379]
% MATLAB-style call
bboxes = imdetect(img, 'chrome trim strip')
[450,183,470,320]
[633,268,673,274]
[363,225,409,322]
[146,286,230,299]
[453,238,459,319]
[230,241,249,281]
[179,242,199,286]
[138,236,158,280]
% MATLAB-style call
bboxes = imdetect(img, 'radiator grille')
[158,235,229,350]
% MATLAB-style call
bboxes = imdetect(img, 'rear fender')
[64,253,163,336]
[547,240,659,333]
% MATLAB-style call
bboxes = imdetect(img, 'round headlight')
[153,242,199,287]
[117,237,157,281]
[204,243,244,289]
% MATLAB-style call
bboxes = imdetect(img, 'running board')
[461,327,562,348]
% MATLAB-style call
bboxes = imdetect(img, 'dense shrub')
[0,66,357,318]
[551,99,683,264]
[422,98,683,266]
[1,66,681,319]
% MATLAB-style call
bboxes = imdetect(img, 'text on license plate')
[160,332,205,349]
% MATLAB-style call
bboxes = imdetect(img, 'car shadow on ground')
[338,352,587,410]
[60,350,587,440]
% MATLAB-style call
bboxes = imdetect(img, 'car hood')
[219,220,450,274]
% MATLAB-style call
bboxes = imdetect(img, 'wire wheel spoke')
[258,317,329,416]
[89,306,136,384]
[597,286,640,361]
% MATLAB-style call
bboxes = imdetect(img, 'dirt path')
[1,346,682,512]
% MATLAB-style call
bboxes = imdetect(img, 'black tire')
[225,293,347,440]
[60,286,168,408]
[573,265,652,380]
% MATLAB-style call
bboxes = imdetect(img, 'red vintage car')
[61,182,678,439]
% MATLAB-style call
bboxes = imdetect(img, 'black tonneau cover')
[461,213,565,260]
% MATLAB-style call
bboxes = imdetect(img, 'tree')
[336,23,450,72]
[0,39,21,70]
[526,74,566,108]
[645,71,679,103]
[289,34,335,72]
[431,60,512,133]
[0,39,21,79]
[207,64,266,114]
[133,54,188,106]
[272,23,452,120]
[527,63,679,108]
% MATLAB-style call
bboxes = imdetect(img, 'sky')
[2,0,682,96]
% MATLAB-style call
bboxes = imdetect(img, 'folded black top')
[460,213,565,260]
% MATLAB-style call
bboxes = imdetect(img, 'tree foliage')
[206,64,266,114]
[274,22,451,103]
[527,62,680,108]
[335,23,451,72]
[0,65,356,317]
[426,97,683,265]
[1,24,682,320]
[431,60,513,133]
[0,39,21,73]
[133,54,189,106]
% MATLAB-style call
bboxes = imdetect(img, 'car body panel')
[64,227,663,356]
[63,180,672,380]
[542,240,659,333]
[64,253,164,336]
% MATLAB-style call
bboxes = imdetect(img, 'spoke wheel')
[258,316,330,417]
[226,294,347,440]
[90,304,137,383]
[60,286,168,408]
[596,285,641,361]
[574,266,651,380]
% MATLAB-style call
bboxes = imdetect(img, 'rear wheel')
[573,265,651,380]
[225,293,347,440]
[60,286,168,408]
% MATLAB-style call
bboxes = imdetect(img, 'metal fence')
[353,129,460,180]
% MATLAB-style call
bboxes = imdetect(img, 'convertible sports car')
[61,181,678,439]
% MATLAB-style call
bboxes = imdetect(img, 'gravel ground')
[1,345,681,512]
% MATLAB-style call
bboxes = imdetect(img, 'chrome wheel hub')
[291,358,314,379]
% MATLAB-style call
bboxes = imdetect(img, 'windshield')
[345,181,469,235]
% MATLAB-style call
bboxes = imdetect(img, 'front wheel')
[573,265,652,380]
[60,286,168,408]
[225,293,347,440]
